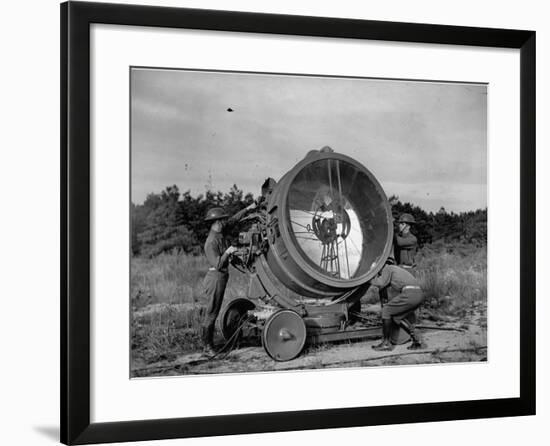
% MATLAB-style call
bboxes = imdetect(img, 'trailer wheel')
[262,310,306,361]
[219,298,255,341]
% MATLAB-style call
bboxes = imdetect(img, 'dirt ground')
[131,303,487,377]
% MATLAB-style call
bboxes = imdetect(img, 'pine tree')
[136,185,198,257]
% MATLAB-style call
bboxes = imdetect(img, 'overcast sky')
[131,68,487,213]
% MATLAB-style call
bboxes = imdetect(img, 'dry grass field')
[131,253,249,364]
[130,243,487,374]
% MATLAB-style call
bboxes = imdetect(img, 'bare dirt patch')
[131,303,486,377]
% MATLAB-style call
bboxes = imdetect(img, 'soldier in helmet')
[201,202,256,356]
[370,257,426,351]
[393,213,418,273]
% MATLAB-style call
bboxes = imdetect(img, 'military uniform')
[370,264,424,322]
[394,231,417,269]
[201,207,250,349]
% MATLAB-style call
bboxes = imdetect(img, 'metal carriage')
[219,147,409,361]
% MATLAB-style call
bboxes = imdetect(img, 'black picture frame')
[61,1,536,444]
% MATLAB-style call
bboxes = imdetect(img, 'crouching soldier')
[201,203,256,356]
[370,257,426,351]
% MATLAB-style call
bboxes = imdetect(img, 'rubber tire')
[218,298,255,341]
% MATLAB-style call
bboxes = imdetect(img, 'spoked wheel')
[262,310,307,361]
[218,298,255,341]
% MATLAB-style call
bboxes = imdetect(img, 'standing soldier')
[370,258,426,351]
[201,202,256,356]
[394,213,418,273]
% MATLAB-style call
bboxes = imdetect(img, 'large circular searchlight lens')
[264,149,393,299]
[288,157,390,281]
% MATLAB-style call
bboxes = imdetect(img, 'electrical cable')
[206,314,255,361]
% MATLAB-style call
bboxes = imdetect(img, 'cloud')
[131,68,487,212]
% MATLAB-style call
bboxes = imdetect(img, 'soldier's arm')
[226,202,257,227]
[219,248,237,269]
[204,240,222,269]
[395,233,417,248]
[205,239,235,270]
[370,266,391,288]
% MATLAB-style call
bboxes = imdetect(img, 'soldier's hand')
[225,246,238,256]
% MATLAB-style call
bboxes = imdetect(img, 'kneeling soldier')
[370,258,426,351]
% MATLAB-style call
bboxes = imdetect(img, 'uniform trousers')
[382,288,424,322]
[201,270,229,346]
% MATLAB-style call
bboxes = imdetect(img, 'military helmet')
[398,213,416,224]
[205,207,229,222]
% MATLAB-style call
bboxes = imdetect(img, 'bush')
[415,243,486,314]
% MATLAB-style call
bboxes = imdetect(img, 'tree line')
[131,185,487,257]
[132,185,254,257]
[388,195,487,247]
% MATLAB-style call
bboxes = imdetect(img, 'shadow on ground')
[33,426,59,442]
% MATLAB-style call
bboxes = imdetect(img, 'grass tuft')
[415,243,486,315]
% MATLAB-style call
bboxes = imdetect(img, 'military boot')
[372,319,395,351]
[399,319,426,350]
[201,324,217,357]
